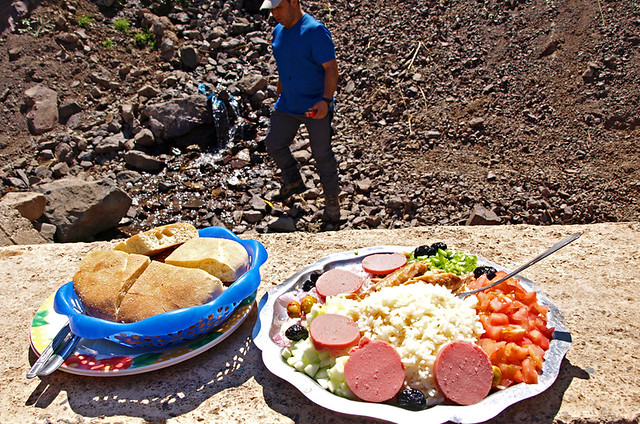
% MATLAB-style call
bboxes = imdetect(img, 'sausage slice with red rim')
[434,340,493,405]
[344,339,405,403]
[309,313,360,357]
[315,269,364,298]
[361,253,407,275]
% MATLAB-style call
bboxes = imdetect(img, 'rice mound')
[320,282,484,402]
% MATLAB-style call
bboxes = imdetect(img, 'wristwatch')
[321,97,334,108]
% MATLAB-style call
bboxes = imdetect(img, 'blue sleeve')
[310,25,336,65]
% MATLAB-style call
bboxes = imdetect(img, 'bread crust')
[116,261,224,323]
[165,237,249,283]
[114,222,198,256]
[73,250,150,320]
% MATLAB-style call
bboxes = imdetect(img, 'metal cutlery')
[457,232,581,299]
[27,321,80,378]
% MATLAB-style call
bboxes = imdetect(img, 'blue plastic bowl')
[54,226,268,348]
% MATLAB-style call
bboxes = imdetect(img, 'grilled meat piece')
[371,260,430,292]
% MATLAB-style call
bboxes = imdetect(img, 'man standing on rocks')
[261,0,341,223]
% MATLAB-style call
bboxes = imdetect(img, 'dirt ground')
[0,0,639,234]
[1,223,639,423]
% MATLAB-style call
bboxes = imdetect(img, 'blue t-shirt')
[272,13,336,115]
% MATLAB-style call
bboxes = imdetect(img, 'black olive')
[302,271,322,291]
[431,242,447,252]
[414,244,436,257]
[474,266,498,280]
[302,279,315,291]
[397,388,427,410]
[285,324,309,341]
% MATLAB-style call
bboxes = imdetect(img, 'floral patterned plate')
[30,291,256,376]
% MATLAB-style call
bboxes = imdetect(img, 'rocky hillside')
[0,0,638,241]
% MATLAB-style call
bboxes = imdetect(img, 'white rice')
[319,282,484,402]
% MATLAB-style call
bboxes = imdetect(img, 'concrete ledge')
[2,223,639,423]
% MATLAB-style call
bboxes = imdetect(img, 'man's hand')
[309,99,329,119]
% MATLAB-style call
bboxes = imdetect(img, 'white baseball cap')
[260,0,283,9]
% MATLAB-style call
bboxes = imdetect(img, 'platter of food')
[252,243,572,424]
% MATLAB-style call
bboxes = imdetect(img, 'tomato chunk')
[473,272,554,389]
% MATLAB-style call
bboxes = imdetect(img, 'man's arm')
[311,59,338,119]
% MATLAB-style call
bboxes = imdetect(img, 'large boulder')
[36,177,132,242]
[140,95,212,141]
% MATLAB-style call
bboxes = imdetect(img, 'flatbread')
[165,237,249,283]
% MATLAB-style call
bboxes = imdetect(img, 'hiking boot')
[323,195,341,222]
[273,178,306,202]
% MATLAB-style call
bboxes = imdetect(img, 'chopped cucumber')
[281,338,355,399]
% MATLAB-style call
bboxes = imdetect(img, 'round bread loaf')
[116,261,224,323]
[164,237,249,283]
[114,222,198,256]
[73,250,150,321]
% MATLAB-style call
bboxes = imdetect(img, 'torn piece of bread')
[73,250,150,321]
[164,237,249,283]
[116,261,224,323]
[114,222,198,256]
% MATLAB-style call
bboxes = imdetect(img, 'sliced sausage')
[309,313,360,357]
[344,338,405,403]
[434,340,493,405]
[315,268,364,299]
[361,253,407,275]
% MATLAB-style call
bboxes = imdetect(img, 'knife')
[27,321,79,378]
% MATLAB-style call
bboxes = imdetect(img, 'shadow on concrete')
[26,307,264,422]
[484,357,591,423]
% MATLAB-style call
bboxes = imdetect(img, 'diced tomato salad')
[469,271,554,387]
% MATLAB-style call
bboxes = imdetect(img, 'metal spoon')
[456,232,581,299]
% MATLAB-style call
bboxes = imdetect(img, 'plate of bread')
[30,290,256,376]
[30,224,267,375]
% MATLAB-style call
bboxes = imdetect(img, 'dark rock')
[124,150,165,173]
[267,215,296,232]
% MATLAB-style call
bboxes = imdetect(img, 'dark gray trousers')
[264,108,340,197]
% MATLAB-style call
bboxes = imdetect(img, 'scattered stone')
[138,85,160,99]
[267,215,296,232]
[582,62,600,83]
[237,74,268,96]
[8,48,21,61]
[469,117,485,128]
[0,192,47,221]
[58,100,82,120]
[180,45,201,69]
[24,85,59,135]
[133,128,155,147]
[465,205,502,226]
[0,205,48,245]
[124,150,165,173]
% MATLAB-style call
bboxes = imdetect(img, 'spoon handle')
[457,232,581,299]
